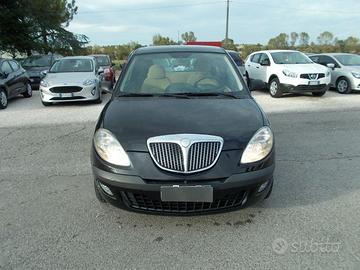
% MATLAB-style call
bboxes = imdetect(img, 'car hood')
[45,72,94,85]
[101,98,265,151]
[280,63,328,73]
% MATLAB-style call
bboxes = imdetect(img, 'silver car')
[309,53,360,94]
[40,56,103,106]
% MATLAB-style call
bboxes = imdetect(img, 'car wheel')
[41,100,52,106]
[23,82,32,98]
[245,72,251,88]
[269,77,283,98]
[264,180,273,199]
[336,77,351,94]
[312,91,326,97]
[94,180,107,203]
[0,89,8,109]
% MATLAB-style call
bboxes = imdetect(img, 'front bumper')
[281,83,330,93]
[349,76,360,91]
[40,84,100,103]
[29,77,41,89]
[92,160,275,214]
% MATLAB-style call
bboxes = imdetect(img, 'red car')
[91,54,116,88]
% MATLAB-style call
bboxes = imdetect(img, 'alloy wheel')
[0,91,7,107]
[270,81,278,96]
[337,79,348,93]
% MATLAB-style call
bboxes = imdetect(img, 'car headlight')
[351,72,360,79]
[83,79,97,86]
[40,80,49,87]
[93,128,131,166]
[241,126,274,164]
[282,69,298,78]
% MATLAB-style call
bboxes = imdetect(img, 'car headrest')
[147,65,166,79]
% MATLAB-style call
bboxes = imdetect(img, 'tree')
[299,32,310,46]
[317,31,334,45]
[181,31,197,43]
[152,34,177,46]
[0,0,88,56]
[267,33,289,49]
[290,32,299,47]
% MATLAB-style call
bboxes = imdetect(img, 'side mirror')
[260,59,270,66]
[40,70,48,78]
[97,67,104,75]
[0,72,6,79]
[327,63,335,70]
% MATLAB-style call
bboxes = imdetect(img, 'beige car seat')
[141,65,170,93]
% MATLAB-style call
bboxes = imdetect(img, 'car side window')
[309,56,319,63]
[1,61,13,74]
[259,53,270,65]
[9,61,20,71]
[320,56,338,67]
[251,53,261,63]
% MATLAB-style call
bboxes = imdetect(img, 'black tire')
[41,100,52,106]
[94,180,107,203]
[0,89,8,109]
[23,82,32,98]
[245,72,251,88]
[269,77,283,98]
[336,77,351,94]
[312,91,326,97]
[264,180,273,199]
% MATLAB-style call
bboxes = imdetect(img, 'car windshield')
[117,52,245,97]
[49,59,93,73]
[270,51,313,64]
[95,56,110,66]
[333,54,360,66]
[22,55,51,67]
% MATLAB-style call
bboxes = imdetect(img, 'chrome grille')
[188,142,221,171]
[149,142,184,172]
[147,134,223,174]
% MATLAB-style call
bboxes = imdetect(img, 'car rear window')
[95,56,110,66]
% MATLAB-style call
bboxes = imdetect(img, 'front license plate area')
[308,80,320,85]
[161,185,213,202]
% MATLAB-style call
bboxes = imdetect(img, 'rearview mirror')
[327,63,335,70]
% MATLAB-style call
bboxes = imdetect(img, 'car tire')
[23,82,32,98]
[94,180,107,203]
[336,77,351,94]
[41,100,52,106]
[269,77,283,98]
[312,91,326,97]
[264,180,273,199]
[0,89,8,109]
[245,72,251,88]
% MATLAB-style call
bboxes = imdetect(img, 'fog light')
[91,88,96,95]
[99,182,113,196]
[257,181,269,193]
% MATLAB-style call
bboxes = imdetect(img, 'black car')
[91,46,275,214]
[0,58,32,109]
[22,53,62,89]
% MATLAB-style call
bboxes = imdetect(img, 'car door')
[9,60,26,93]
[320,55,341,86]
[258,53,271,82]
[246,53,261,80]
[0,61,17,98]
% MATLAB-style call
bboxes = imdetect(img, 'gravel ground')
[0,89,360,270]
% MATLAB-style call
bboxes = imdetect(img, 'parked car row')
[0,53,116,109]
[242,50,360,98]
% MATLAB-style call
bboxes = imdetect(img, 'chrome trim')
[147,134,224,174]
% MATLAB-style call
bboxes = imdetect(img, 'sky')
[67,0,360,46]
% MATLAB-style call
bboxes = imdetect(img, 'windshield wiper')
[117,93,190,99]
[169,92,240,99]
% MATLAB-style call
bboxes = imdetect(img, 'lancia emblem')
[180,139,191,148]
[309,74,318,80]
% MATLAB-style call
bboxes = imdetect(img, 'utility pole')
[225,0,229,46]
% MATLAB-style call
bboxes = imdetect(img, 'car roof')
[252,49,301,54]
[134,45,225,55]
[90,54,109,57]
[314,53,356,56]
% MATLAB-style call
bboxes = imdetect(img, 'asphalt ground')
[1,89,360,269]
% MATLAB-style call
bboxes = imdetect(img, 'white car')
[309,53,360,94]
[40,56,103,106]
[245,50,331,98]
